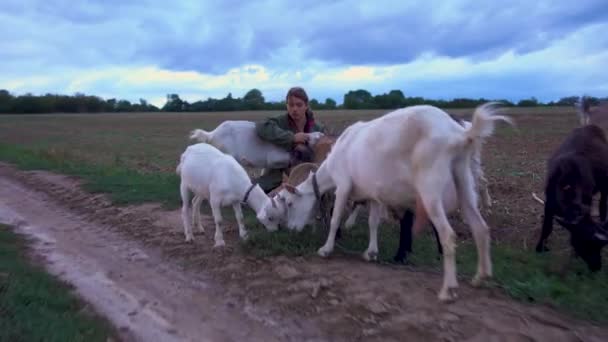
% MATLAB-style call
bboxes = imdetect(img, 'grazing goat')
[276,115,491,263]
[272,135,366,235]
[533,124,608,271]
[190,120,324,173]
[273,103,513,301]
[176,143,284,247]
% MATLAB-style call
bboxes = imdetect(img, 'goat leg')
[394,209,414,263]
[535,202,554,253]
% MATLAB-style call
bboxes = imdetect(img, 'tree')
[373,89,406,108]
[343,89,373,109]
[0,89,14,112]
[324,98,336,109]
[243,88,265,110]
[162,94,184,112]
[517,97,539,107]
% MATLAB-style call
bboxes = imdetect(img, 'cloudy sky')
[1,0,607,107]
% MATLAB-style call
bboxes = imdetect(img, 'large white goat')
[176,143,285,247]
[273,103,513,302]
[190,120,325,171]
[336,115,493,234]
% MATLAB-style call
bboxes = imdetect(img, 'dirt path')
[0,162,607,342]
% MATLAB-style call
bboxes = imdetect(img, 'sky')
[1,0,608,107]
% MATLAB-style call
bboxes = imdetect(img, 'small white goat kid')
[176,143,284,247]
[273,103,513,302]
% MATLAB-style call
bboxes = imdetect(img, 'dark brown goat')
[535,124,608,271]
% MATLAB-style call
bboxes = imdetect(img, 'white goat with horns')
[272,103,514,302]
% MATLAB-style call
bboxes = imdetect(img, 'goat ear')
[284,184,301,196]
[282,172,289,183]
[271,197,277,208]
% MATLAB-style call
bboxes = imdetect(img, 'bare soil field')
[1,107,607,341]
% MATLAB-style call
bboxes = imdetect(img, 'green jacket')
[254,111,324,192]
[255,112,324,151]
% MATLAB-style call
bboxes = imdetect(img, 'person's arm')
[255,117,295,151]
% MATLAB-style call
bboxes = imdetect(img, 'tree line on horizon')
[0,88,605,114]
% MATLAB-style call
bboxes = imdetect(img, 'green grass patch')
[0,225,116,341]
[0,143,181,208]
[1,142,607,324]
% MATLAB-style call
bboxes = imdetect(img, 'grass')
[0,224,116,341]
[0,108,607,324]
[0,143,181,208]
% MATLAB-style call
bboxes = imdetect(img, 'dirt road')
[0,162,606,342]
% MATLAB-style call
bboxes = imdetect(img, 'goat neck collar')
[242,183,257,204]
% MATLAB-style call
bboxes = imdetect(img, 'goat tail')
[189,128,213,143]
[189,128,228,153]
[466,102,514,142]
[453,102,514,156]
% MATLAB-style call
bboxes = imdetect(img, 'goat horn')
[531,192,545,205]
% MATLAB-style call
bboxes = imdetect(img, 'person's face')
[287,96,308,122]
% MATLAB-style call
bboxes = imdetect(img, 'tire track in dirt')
[0,165,317,342]
[0,162,607,342]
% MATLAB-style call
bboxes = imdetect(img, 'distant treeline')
[0,88,605,114]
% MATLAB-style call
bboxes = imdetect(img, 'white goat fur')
[339,118,492,231]
[176,143,283,247]
[275,103,513,302]
[190,120,325,171]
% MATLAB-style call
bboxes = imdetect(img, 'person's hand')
[293,132,309,144]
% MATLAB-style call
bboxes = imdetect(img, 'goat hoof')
[185,235,194,242]
[214,240,226,248]
[318,246,333,258]
[471,274,488,287]
[393,251,407,264]
[239,231,249,240]
[363,250,378,261]
[438,288,458,302]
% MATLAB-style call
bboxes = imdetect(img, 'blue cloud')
[0,0,607,105]
[2,0,607,73]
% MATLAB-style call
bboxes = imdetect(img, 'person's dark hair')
[286,86,314,118]
[286,86,309,103]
